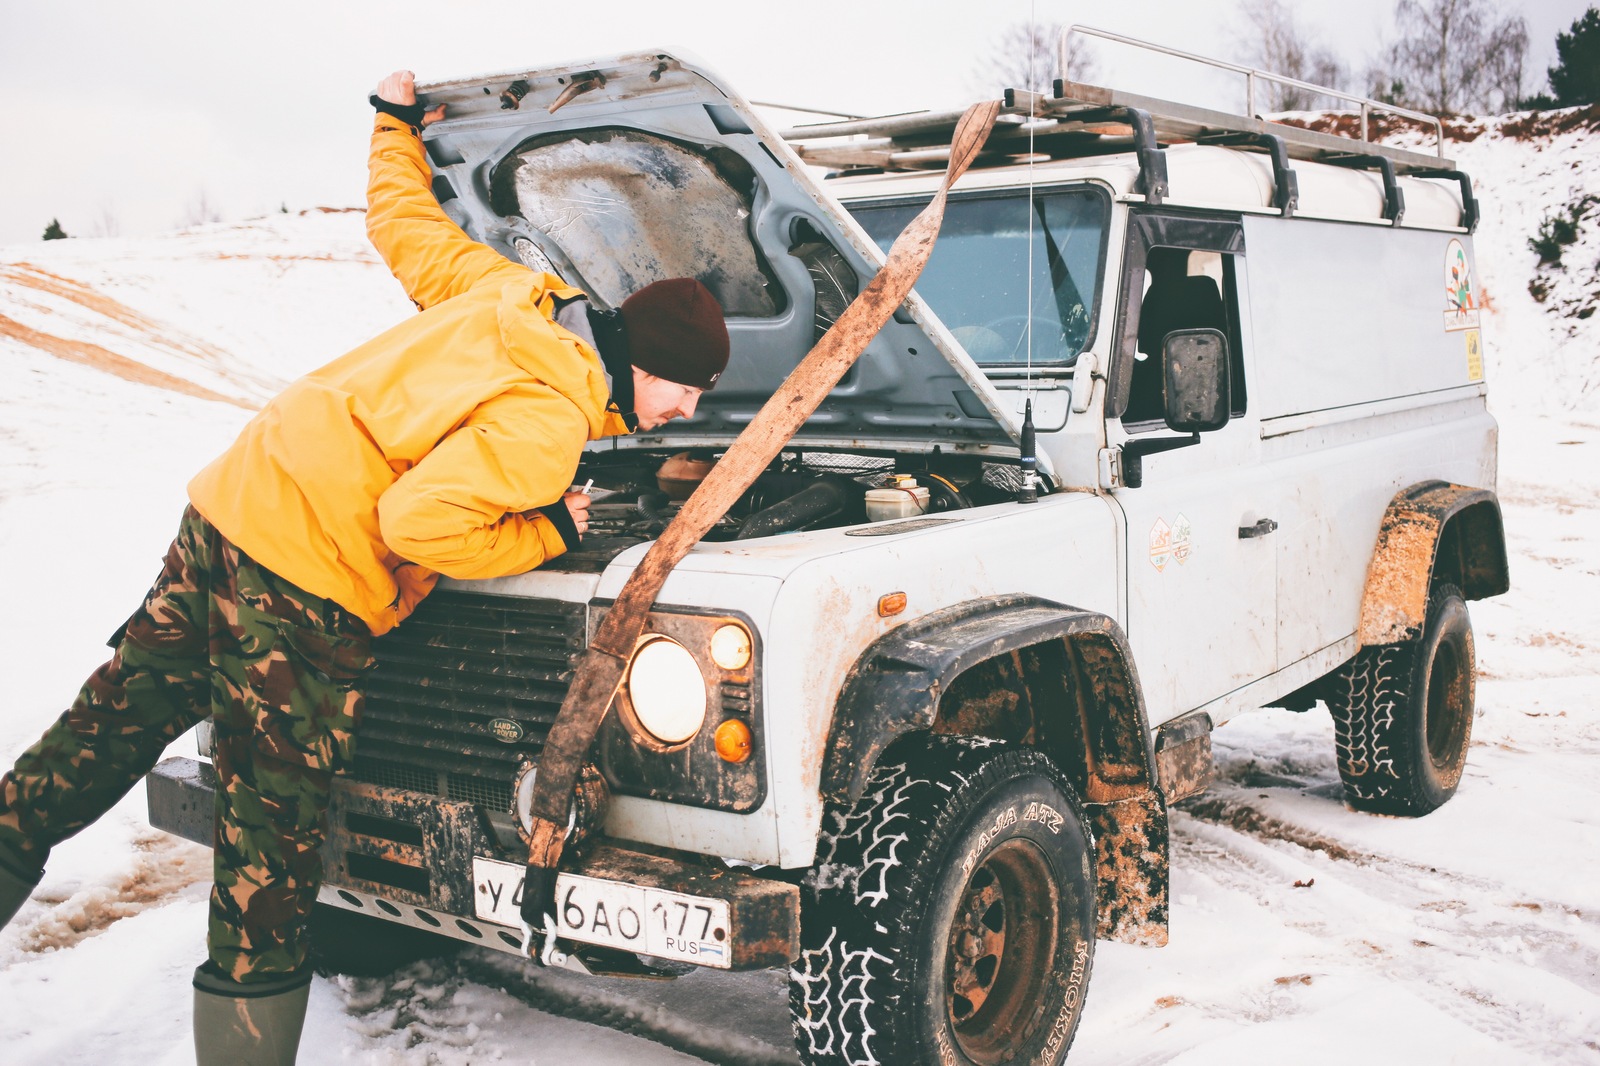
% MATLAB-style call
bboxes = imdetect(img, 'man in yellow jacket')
[0,69,728,1063]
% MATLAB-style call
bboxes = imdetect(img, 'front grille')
[352,590,585,811]
[446,772,514,811]
[354,756,439,795]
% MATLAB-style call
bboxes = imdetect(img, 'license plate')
[470,856,732,968]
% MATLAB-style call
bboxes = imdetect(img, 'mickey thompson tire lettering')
[1328,584,1476,817]
[789,736,1096,1066]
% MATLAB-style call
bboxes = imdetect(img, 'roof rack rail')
[776,28,1474,227]
[1327,155,1406,224]
[1059,25,1445,156]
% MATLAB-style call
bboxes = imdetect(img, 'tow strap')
[519,99,1002,938]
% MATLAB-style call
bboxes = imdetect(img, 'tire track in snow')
[1173,789,1600,1062]
[460,953,797,1066]
[3,828,211,961]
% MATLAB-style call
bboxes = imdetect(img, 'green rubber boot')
[192,962,312,1066]
[0,842,43,932]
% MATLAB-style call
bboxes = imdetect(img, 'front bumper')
[146,756,798,971]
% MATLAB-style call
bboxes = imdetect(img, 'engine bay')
[572,448,1033,544]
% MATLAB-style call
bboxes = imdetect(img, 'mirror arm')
[1120,433,1200,489]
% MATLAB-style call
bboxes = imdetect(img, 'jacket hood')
[496,276,627,439]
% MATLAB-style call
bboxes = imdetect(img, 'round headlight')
[627,637,707,744]
[710,623,752,670]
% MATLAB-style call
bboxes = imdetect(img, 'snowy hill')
[0,114,1598,1064]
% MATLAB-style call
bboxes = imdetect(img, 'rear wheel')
[790,736,1096,1066]
[1328,584,1476,816]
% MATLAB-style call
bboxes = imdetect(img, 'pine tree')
[42,218,67,240]
[1549,7,1600,107]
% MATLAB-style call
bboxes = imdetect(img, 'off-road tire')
[307,902,460,977]
[1328,583,1475,816]
[790,736,1096,1066]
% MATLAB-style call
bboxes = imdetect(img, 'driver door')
[1109,213,1276,726]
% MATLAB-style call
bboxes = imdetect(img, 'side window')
[1123,247,1248,429]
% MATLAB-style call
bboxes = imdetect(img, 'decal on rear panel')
[1465,329,1484,381]
[1443,239,1481,332]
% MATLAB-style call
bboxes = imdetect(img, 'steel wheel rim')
[1426,639,1468,769]
[945,838,1059,1063]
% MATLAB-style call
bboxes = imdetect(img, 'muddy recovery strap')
[519,100,1002,938]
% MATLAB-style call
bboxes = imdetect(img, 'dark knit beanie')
[619,278,729,390]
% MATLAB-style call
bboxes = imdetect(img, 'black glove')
[520,863,558,928]
[536,502,583,551]
[369,94,426,129]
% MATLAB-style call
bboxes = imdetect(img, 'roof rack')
[777,27,1470,226]
[1058,25,1446,157]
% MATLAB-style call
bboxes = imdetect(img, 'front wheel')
[790,736,1097,1066]
[1328,583,1476,816]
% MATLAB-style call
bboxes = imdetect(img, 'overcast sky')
[0,0,1587,245]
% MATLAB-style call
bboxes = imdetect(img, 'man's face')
[631,368,703,431]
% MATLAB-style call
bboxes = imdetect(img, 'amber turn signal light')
[714,719,752,763]
[878,592,907,617]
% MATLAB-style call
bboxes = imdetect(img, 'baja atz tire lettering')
[1024,801,1065,833]
[961,805,1018,878]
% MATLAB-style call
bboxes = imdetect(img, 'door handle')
[1238,517,1279,539]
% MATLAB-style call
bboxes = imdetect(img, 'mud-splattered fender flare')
[820,593,1171,945]
[1357,481,1510,646]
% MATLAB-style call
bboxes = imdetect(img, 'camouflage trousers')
[0,505,373,981]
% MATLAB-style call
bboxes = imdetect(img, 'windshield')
[848,188,1109,366]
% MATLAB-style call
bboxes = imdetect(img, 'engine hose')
[735,477,855,540]
[636,491,672,523]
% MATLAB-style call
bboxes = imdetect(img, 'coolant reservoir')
[864,475,930,522]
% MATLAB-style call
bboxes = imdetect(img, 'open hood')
[416,51,1037,463]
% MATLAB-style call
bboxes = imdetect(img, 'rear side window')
[848,189,1109,366]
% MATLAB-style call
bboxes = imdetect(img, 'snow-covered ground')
[0,108,1596,1063]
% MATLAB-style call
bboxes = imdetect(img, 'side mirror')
[1162,328,1231,433]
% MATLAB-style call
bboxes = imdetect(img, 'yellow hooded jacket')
[188,113,630,636]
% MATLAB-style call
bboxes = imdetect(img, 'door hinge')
[1097,446,1122,490]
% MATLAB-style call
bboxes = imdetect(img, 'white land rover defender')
[149,31,1508,1066]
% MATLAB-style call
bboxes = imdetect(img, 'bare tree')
[974,21,1100,97]
[90,201,121,239]
[1239,0,1350,110]
[179,188,223,229]
[1480,15,1529,111]
[1380,0,1529,113]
